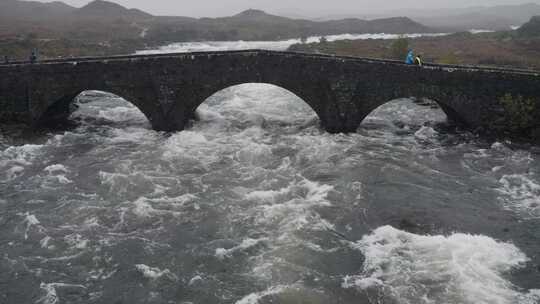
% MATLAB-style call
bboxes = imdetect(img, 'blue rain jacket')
[405,51,415,65]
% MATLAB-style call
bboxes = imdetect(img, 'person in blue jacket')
[405,50,415,65]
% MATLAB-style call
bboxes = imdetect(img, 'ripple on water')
[497,173,540,219]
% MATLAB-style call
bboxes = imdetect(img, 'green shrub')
[499,93,536,131]
[389,37,409,60]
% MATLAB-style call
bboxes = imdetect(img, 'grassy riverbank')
[0,38,148,61]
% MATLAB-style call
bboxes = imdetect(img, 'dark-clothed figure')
[415,55,423,66]
[30,50,37,64]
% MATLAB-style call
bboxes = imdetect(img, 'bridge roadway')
[1,50,539,140]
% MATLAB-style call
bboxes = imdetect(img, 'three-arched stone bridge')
[1,50,540,140]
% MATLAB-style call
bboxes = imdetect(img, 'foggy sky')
[35,0,540,17]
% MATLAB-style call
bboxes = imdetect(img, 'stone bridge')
[1,50,540,140]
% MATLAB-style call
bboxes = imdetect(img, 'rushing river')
[135,33,448,54]
[2,42,540,304]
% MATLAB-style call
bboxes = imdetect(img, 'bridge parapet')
[1,50,540,141]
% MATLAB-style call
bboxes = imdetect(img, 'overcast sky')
[35,0,540,17]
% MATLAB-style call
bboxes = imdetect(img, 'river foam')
[498,173,540,219]
[344,226,539,304]
[136,33,448,54]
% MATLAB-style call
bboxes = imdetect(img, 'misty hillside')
[518,16,540,36]
[149,9,433,41]
[0,0,76,21]
[74,0,153,20]
[0,0,153,22]
[316,3,540,31]
[0,0,434,43]
[410,3,540,31]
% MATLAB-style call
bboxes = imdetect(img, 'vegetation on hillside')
[0,37,146,61]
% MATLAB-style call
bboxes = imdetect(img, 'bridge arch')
[184,80,331,129]
[359,97,449,129]
[36,87,163,129]
[191,83,320,127]
[344,81,473,131]
[361,97,465,128]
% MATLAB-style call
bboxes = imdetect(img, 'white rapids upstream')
[135,33,448,54]
[1,42,540,304]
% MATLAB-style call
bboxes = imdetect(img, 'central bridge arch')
[192,83,321,127]
[196,83,320,126]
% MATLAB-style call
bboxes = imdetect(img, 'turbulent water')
[135,33,448,54]
[2,57,540,303]
[2,84,540,304]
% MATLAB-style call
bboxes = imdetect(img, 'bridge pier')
[37,94,80,127]
[323,121,362,134]
[320,111,365,134]
[151,104,191,132]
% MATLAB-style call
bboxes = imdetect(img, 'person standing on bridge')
[405,50,415,65]
[3,55,8,64]
[415,54,423,66]
[30,49,38,64]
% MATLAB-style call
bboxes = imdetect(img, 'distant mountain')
[148,9,433,42]
[232,9,288,21]
[75,0,153,20]
[0,0,154,41]
[362,17,429,33]
[310,3,540,31]
[0,0,433,44]
[0,0,76,21]
[0,0,152,22]
[518,16,540,36]
[403,3,540,31]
